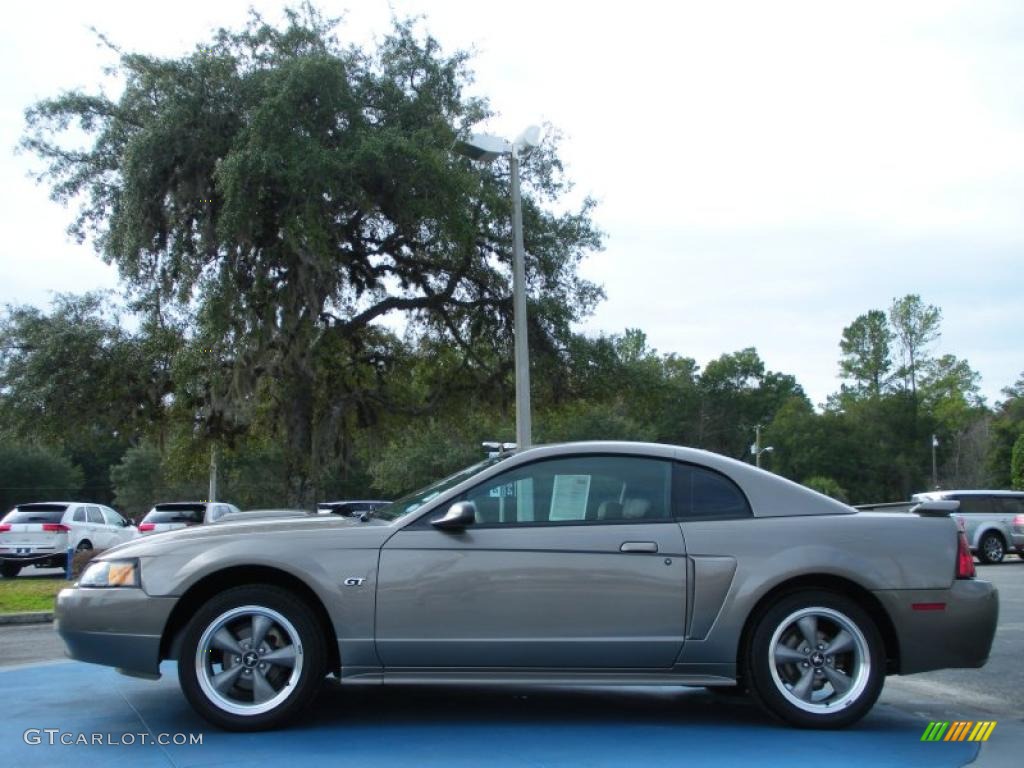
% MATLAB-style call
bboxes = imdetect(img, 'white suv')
[0,502,138,578]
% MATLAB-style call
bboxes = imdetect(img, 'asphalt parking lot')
[1,562,1021,767]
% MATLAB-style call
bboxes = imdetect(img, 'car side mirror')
[431,501,477,531]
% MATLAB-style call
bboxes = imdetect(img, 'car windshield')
[372,457,506,522]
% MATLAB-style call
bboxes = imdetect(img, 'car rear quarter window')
[455,455,672,526]
[673,463,752,520]
[993,497,1024,515]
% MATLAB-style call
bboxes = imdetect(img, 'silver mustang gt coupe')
[55,442,997,731]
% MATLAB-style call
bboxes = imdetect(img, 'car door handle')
[620,541,658,553]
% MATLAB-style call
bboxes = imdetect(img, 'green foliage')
[1,5,1008,511]
[888,294,942,397]
[537,400,658,444]
[988,373,1024,487]
[1011,433,1024,491]
[0,443,83,512]
[22,6,602,504]
[696,348,806,459]
[839,309,892,396]
[0,293,176,446]
[365,417,500,497]
[110,444,205,518]
[801,476,849,503]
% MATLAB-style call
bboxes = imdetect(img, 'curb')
[0,611,54,625]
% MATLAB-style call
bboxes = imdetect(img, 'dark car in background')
[138,502,241,535]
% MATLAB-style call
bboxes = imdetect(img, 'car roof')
[913,490,1024,499]
[412,440,854,520]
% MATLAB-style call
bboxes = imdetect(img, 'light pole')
[208,444,218,503]
[750,424,774,468]
[931,434,939,489]
[453,126,542,450]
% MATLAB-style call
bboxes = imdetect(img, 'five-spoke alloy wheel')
[978,532,1005,565]
[178,585,326,730]
[747,590,884,728]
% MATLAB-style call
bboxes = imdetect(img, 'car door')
[68,506,88,549]
[85,506,111,548]
[951,495,993,547]
[376,454,686,669]
[101,507,133,544]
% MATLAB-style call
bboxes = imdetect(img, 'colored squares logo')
[921,721,996,742]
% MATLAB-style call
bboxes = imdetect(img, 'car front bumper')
[873,579,998,675]
[55,587,177,676]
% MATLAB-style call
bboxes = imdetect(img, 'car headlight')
[78,559,140,588]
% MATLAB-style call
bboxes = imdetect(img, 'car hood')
[98,514,389,559]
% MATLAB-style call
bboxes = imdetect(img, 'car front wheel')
[177,584,326,731]
[746,590,884,729]
[978,533,1005,564]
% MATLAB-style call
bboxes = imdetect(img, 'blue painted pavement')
[1,661,978,768]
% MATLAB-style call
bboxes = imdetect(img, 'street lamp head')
[452,132,513,163]
[514,125,543,151]
[764,446,774,454]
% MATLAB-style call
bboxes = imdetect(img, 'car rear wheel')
[177,584,327,731]
[76,540,92,552]
[978,533,1005,564]
[746,590,884,729]
[0,562,21,578]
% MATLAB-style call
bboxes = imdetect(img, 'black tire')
[745,590,884,729]
[76,540,93,552]
[177,584,326,731]
[0,562,22,578]
[977,533,1005,565]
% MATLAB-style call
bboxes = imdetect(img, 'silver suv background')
[912,490,1024,564]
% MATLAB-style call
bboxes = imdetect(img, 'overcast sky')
[2,0,1020,407]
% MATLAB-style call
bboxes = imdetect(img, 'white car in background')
[138,501,241,535]
[0,501,138,578]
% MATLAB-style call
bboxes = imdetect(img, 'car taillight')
[138,523,155,532]
[0,523,10,532]
[41,523,70,533]
[1014,514,1024,527]
[956,530,975,579]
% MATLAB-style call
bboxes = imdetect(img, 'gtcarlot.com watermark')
[24,729,203,746]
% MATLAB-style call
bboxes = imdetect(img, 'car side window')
[73,507,86,523]
[993,497,1024,515]
[455,455,672,527]
[953,496,993,514]
[101,508,121,526]
[673,463,752,520]
[86,506,104,524]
